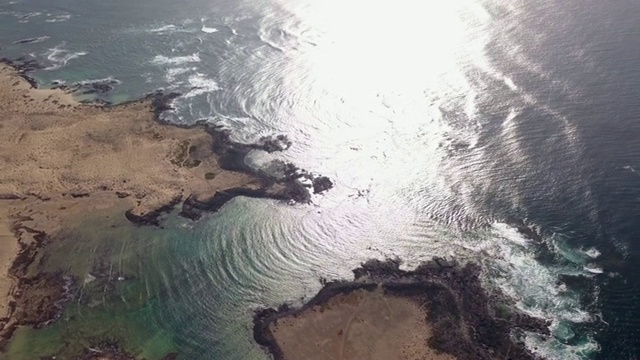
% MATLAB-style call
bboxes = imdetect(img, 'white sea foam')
[18,11,41,23]
[201,25,218,34]
[584,247,601,259]
[184,73,220,98]
[503,75,518,90]
[147,23,197,34]
[583,265,603,274]
[524,331,600,360]
[44,44,87,70]
[73,76,121,86]
[211,116,259,136]
[148,24,177,33]
[551,236,604,267]
[457,222,602,358]
[45,14,71,23]
[164,67,195,82]
[486,223,595,323]
[151,53,200,66]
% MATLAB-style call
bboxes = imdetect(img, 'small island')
[0,59,331,355]
[254,259,550,360]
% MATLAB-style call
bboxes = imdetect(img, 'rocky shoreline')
[254,258,550,360]
[3,58,332,227]
[118,118,333,226]
[0,57,42,88]
[0,56,333,357]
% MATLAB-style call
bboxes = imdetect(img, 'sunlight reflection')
[292,0,481,93]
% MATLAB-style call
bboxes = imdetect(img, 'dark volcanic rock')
[76,81,117,95]
[179,177,312,221]
[254,258,550,360]
[2,57,119,98]
[171,126,332,222]
[0,224,74,349]
[149,91,181,117]
[180,190,270,221]
[12,36,49,45]
[312,175,333,194]
[0,193,25,200]
[253,134,292,152]
[124,196,183,226]
[9,272,72,328]
[0,57,43,88]
[124,121,333,224]
[0,58,333,227]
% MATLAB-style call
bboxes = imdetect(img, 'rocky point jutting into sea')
[0,56,560,359]
[4,0,640,357]
[254,258,550,360]
[0,58,331,358]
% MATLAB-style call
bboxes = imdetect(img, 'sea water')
[1,0,640,358]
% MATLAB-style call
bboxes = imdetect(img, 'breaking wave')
[43,43,87,70]
[185,73,220,98]
[471,223,601,359]
[151,53,201,66]
[45,14,71,23]
[146,23,198,34]
[201,25,218,33]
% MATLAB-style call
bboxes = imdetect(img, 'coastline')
[254,258,550,360]
[0,58,331,356]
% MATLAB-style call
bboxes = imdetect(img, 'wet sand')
[0,61,323,351]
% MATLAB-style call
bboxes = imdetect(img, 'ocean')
[1,0,639,358]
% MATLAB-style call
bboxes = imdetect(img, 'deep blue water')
[1,0,640,358]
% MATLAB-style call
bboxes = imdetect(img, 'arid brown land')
[0,62,311,348]
[268,287,456,360]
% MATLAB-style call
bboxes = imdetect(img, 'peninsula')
[254,259,550,360]
[0,59,330,355]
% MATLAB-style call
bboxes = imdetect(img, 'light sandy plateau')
[269,287,456,360]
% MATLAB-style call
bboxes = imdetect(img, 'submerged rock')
[312,176,333,194]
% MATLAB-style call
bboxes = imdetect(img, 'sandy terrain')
[0,64,259,216]
[0,63,277,347]
[269,287,456,360]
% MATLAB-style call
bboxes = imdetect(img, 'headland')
[254,258,550,360]
[0,59,331,356]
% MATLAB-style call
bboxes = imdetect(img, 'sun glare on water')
[292,0,487,95]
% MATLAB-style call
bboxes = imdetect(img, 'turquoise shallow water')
[2,0,640,358]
